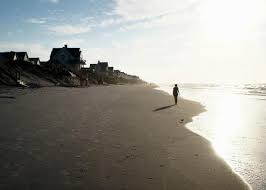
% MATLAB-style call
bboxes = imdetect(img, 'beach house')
[107,66,114,76]
[16,52,29,62]
[0,52,17,64]
[29,58,41,65]
[96,61,108,74]
[49,45,86,73]
[89,64,97,73]
[108,67,114,72]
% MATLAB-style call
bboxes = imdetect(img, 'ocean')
[158,83,266,190]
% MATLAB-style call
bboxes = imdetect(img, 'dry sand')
[0,85,250,190]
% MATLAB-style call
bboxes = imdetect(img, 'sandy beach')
[0,85,250,190]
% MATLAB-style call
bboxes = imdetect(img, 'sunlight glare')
[211,95,243,157]
[201,0,265,42]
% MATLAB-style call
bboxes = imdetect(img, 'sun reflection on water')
[159,85,266,189]
[211,95,245,157]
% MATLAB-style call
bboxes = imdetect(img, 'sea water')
[158,83,266,190]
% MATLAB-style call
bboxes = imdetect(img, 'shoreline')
[183,112,253,190]
[154,85,252,190]
[0,84,250,189]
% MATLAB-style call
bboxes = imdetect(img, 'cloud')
[113,0,198,21]
[31,0,199,35]
[27,18,47,24]
[99,18,123,27]
[52,38,85,47]
[89,0,200,32]
[47,0,60,3]
[47,24,91,35]
[7,32,13,37]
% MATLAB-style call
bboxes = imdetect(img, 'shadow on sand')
[153,104,175,112]
[0,96,16,99]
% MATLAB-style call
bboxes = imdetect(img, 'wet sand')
[0,85,250,190]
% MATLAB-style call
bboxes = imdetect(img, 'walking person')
[173,84,179,105]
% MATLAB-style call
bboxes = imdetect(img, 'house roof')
[29,58,40,61]
[90,64,97,68]
[51,48,81,59]
[29,58,40,65]
[0,51,16,60]
[97,61,108,67]
[16,52,28,60]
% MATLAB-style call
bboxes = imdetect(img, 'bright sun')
[200,0,265,42]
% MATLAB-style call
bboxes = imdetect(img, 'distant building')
[89,64,97,73]
[108,67,114,72]
[96,60,108,73]
[29,58,40,65]
[40,61,49,67]
[107,67,114,76]
[49,45,86,73]
[16,52,29,62]
[0,51,17,63]
[89,61,109,75]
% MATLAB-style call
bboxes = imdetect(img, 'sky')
[0,0,266,84]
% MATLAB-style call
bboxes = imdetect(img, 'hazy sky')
[0,0,265,83]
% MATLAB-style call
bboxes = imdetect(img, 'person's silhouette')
[173,84,179,105]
